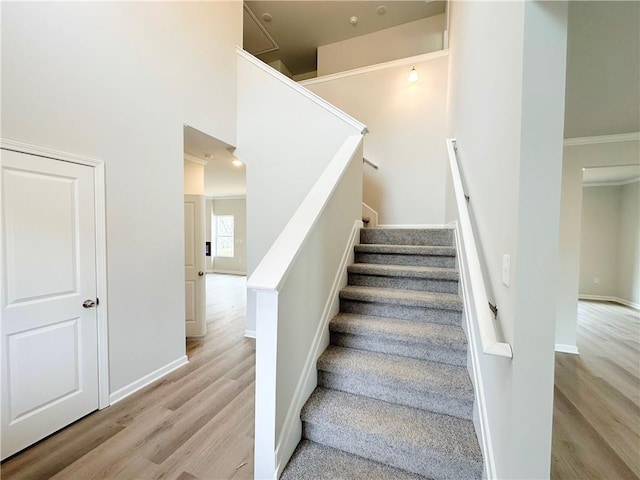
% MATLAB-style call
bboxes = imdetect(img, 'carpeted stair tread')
[330,313,467,350]
[317,346,473,419]
[354,244,456,257]
[361,228,454,247]
[302,388,483,479]
[348,263,459,281]
[340,285,462,311]
[280,439,427,480]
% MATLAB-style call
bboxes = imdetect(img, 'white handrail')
[446,138,512,358]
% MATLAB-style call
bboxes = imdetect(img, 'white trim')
[362,202,378,228]
[236,47,368,135]
[244,329,256,339]
[274,219,362,478]
[212,269,247,276]
[564,132,640,146]
[300,50,449,86]
[0,138,111,409]
[555,344,579,355]
[206,195,247,200]
[583,177,640,187]
[184,153,208,166]
[579,294,640,310]
[453,223,496,480]
[375,224,451,229]
[109,356,188,405]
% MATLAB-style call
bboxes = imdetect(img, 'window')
[214,215,234,258]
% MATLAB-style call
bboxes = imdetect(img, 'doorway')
[0,140,109,459]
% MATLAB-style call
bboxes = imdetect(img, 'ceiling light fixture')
[262,12,272,22]
[350,16,358,26]
[232,159,243,167]
[408,66,419,84]
[204,153,213,160]
[377,5,386,15]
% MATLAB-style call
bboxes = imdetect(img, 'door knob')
[83,300,96,308]
[198,271,204,277]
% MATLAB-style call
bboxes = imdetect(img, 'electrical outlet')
[502,254,510,287]
[594,277,600,284]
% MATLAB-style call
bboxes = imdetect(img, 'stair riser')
[317,371,473,420]
[360,229,454,247]
[303,421,482,480]
[340,300,462,326]
[354,252,456,268]
[329,331,467,367]
[348,273,459,294]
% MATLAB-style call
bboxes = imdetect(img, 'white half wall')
[317,15,446,76]
[1,1,242,394]
[304,53,449,225]
[447,2,568,478]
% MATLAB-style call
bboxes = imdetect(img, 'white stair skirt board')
[579,294,640,311]
[109,356,188,405]
[555,344,580,355]
[275,220,362,478]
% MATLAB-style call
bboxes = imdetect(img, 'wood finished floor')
[5,285,639,480]
[1,273,255,480]
[551,300,640,480]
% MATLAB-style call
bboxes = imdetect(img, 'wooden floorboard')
[1,273,254,480]
[7,280,637,479]
[551,300,640,480]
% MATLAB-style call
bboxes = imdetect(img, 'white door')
[1,150,99,460]
[184,194,206,337]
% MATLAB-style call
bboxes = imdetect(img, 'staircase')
[280,228,483,479]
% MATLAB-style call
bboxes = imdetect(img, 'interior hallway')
[551,300,640,479]
[1,273,255,480]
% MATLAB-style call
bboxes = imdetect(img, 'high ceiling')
[244,1,446,75]
[564,1,640,138]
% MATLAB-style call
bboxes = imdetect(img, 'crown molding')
[564,132,640,146]
[583,176,640,188]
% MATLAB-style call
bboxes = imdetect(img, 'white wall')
[236,51,364,335]
[619,181,640,306]
[317,15,445,76]
[1,2,242,394]
[577,180,640,306]
[184,160,205,195]
[211,198,247,275]
[556,138,640,348]
[304,53,449,225]
[579,185,621,297]
[447,2,568,478]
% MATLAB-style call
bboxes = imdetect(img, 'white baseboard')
[555,343,579,355]
[212,269,247,276]
[274,219,362,478]
[579,294,640,310]
[244,329,256,339]
[108,355,189,405]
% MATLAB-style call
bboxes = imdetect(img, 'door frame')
[1,138,110,409]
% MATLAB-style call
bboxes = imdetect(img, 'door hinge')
[488,302,498,319]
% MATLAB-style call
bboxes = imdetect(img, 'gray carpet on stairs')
[280,228,482,480]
